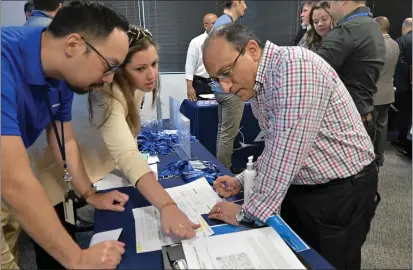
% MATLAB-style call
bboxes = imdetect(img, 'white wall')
[140,73,187,121]
[1,1,26,26]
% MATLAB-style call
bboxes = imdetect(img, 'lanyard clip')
[63,168,74,191]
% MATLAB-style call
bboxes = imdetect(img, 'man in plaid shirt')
[204,24,379,269]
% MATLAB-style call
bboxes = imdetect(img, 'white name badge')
[63,197,76,225]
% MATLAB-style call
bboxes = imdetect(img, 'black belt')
[193,75,211,84]
[291,161,377,191]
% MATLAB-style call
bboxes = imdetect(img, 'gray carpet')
[17,143,412,269]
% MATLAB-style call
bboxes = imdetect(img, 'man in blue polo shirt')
[1,1,130,269]
[24,0,62,27]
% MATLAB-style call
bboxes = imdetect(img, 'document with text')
[132,177,221,253]
[182,227,306,269]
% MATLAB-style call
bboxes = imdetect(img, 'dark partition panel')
[366,0,412,39]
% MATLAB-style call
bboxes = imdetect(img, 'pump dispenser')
[243,156,256,204]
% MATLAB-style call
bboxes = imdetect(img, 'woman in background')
[300,1,334,52]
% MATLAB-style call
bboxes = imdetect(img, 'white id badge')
[63,197,76,225]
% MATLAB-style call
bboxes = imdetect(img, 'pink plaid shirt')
[236,41,375,222]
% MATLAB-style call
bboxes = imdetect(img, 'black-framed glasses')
[81,36,122,75]
[127,28,154,46]
[212,48,245,83]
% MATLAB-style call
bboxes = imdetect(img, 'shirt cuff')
[234,171,245,189]
[243,194,277,223]
[185,74,194,81]
[120,152,153,187]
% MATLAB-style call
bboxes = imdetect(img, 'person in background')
[34,25,200,257]
[296,1,316,47]
[24,0,63,27]
[185,13,218,101]
[24,0,34,20]
[203,24,378,270]
[301,1,334,52]
[318,0,385,145]
[373,16,400,166]
[393,18,412,156]
[210,0,247,172]
[2,1,131,269]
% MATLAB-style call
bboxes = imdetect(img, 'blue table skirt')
[94,138,333,269]
[180,99,264,168]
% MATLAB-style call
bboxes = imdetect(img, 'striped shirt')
[236,41,375,222]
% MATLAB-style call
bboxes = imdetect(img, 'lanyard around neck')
[44,91,67,169]
[345,12,369,22]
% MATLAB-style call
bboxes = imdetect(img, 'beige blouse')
[28,82,151,205]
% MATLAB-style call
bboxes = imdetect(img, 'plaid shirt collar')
[254,41,277,91]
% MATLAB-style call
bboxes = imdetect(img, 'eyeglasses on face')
[80,36,122,75]
[211,48,245,83]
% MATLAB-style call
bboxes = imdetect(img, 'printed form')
[182,227,306,269]
[132,177,222,253]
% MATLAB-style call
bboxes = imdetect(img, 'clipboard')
[162,244,188,269]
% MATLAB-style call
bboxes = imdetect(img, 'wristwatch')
[236,209,254,226]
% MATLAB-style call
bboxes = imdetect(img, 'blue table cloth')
[93,126,334,270]
[179,99,264,169]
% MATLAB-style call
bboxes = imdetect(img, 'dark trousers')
[192,75,212,98]
[31,203,76,269]
[373,104,390,166]
[281,162,380,269]
[396,90,412,154]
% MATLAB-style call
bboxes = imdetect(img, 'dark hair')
[89,25,159,134]
[47,1,129,41]
[33,0,62,11]
[24,1,34,13]
[203,24,264,55]
[222,0,233,9]
[307,1,333,52]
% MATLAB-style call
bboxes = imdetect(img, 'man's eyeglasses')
[212,48,245,83]
[81,36,122,75]
[127,28,154,46]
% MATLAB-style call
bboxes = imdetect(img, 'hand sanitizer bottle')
[244,156,256,204]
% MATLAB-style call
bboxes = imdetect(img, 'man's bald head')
[203,13,218,33]
[402,18,412,36]
[375,16,390,34]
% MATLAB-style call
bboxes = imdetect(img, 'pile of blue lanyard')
[158,160,222,184]
[137,130,198,156]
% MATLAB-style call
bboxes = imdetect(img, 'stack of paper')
[132,177,222,253]
[89,228,123,247]
[182,227,306,269]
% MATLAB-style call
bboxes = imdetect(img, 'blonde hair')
[88,25,159,135]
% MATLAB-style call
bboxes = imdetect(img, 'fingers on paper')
[208,213,224,221]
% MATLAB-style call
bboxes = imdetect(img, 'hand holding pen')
[213,176,241,198]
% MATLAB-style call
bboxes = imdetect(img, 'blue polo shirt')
[1,26,74,148]
[24,10,53,27]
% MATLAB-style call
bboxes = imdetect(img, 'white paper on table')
[199,94,216,99]
[89,228,123,247]
[162,130,178,135]
[182,227,306,269]
[94,173,131,191]
[132,206,213,253]
[147,155,160,165]
[165,177,223,219]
